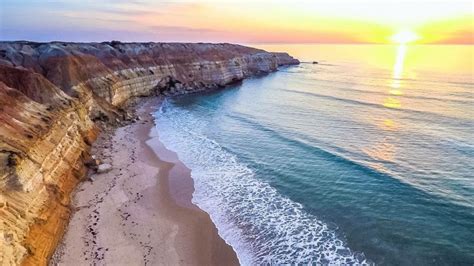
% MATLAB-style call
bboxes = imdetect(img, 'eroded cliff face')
[0,68,98,265]
[0,41,298,265]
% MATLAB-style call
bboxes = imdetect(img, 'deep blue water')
[155,45,474,265]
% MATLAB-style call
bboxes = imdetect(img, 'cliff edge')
[0,42,298,265]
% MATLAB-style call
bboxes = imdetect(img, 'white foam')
[154,99,368,265]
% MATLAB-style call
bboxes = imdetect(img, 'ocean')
[154,44,474,265]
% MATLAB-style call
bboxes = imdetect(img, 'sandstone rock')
[0,80,98,265]
[96,163,112,174]
[85,157,101,170]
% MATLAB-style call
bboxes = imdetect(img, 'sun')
[390,30,420,44]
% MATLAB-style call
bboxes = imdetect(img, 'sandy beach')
[51,97,239,265]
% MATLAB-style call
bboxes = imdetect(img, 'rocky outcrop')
[0,41,298,265]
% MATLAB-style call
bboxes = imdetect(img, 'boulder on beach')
[97,163,112,173]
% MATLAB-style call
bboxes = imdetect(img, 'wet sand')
[51,97,239,265]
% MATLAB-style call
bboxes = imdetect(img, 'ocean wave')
[294,64,474,89]
[227,111,474,209]
[154,100,369,265]
[283,82,473,106]
[279,89,472,126]
[282,68,474,101]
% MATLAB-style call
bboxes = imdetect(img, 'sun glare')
[391,30,420,44]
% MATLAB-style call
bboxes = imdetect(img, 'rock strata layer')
[0,41,298,265]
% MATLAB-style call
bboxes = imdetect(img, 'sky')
[0,0,473,44]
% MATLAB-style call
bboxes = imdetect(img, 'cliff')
[0,41,299,265]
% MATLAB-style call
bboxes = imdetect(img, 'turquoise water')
[155,45,474,265]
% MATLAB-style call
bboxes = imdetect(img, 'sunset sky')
[1,0,472,44]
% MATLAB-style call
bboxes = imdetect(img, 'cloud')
[0,26,155,42]
[146,25,236,43]
[148,25,223,34]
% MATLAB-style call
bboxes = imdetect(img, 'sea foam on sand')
[155,99,368,265]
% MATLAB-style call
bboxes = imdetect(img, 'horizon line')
[1,39,473,46]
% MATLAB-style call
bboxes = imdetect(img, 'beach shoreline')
[51,96,239,265]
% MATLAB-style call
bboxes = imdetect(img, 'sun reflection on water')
[383,97,402,109]
[384,44,407,110]
[375,44,409,166]
[383,44,409,111]
[382,119,398,131]
[393,44,407,80]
